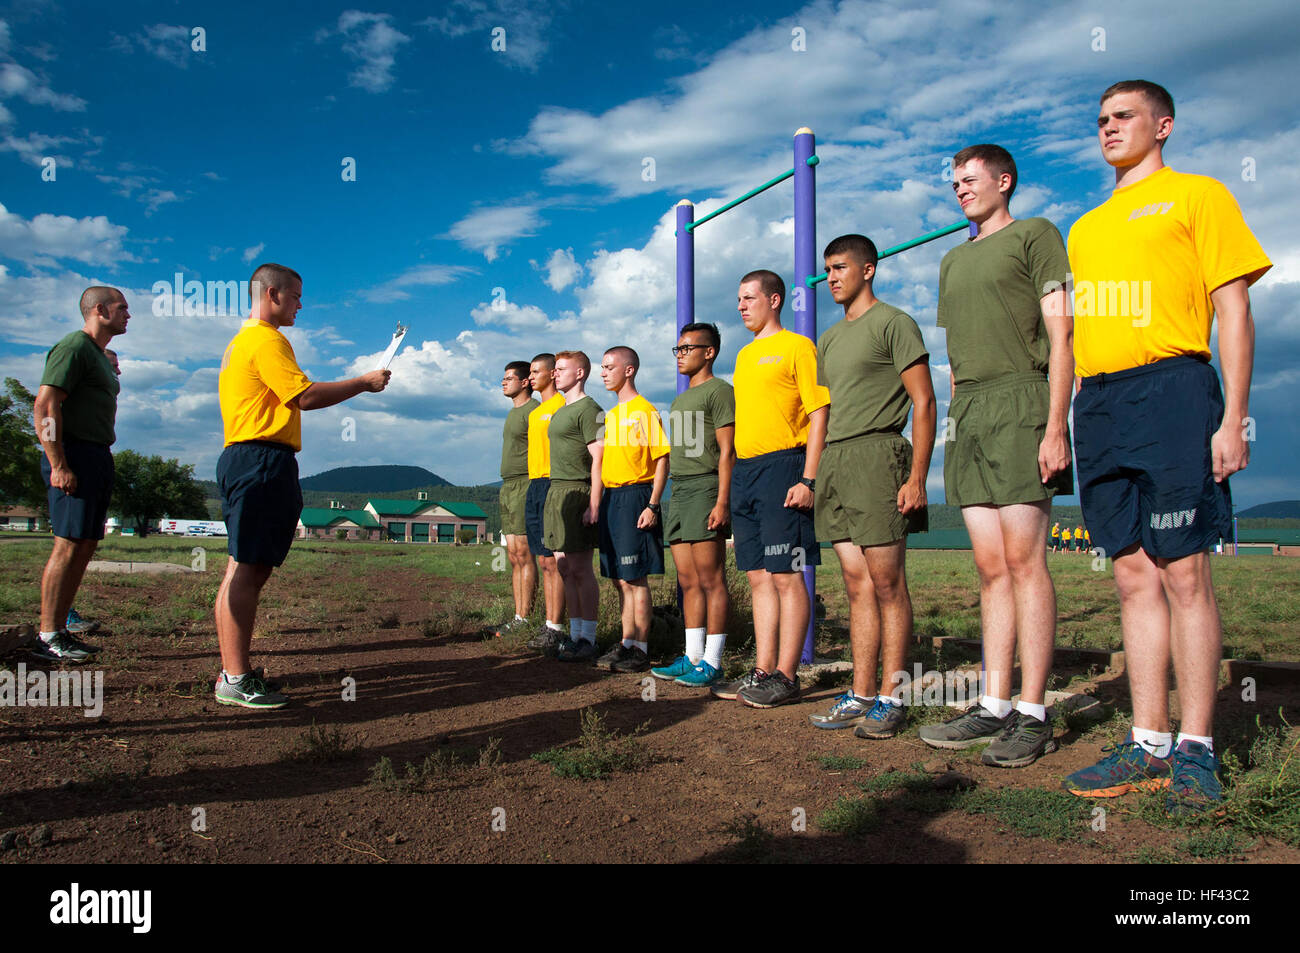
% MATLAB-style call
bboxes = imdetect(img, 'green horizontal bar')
[805,220,969,287]
[686,168,794,231]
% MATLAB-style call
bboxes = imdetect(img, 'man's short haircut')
[604,345,640,373]
[530,352,555,370]
[505,361,532,386]
[554,349,590,377]
[740,269,785,311]
[680,321,721,355]
[1101,79,1174,121]
[953,143,1018,199]
[823,234,879,267]
[79,286,122,318]
[249,263,303,300]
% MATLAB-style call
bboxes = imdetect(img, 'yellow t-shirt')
[219,318,312,450]
[527,393,565,479]
[1051,523,1060,539]
[1061,528,1072,541]
[601,394,669,488]
[733,328,830,459]
[1069,167,1271,377]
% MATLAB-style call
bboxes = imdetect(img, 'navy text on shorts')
[730,446,820,573]
[217,441,302,567]
[598,483,664,580]
[1074,356,1231,560]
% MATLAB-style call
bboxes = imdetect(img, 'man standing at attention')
[808,235,935,739]
[1063,81,1269,812]
[214,263,389,709]
[31,287,129,662]
[592,346,669,673]
[651,323,735,688]
[711,270,829,709]
[919,144,1074,767]
[523,354,569,653]
[490,361,539,639]
[543,351,604,663]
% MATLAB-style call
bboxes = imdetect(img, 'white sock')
[1175,732,1214,753]
[580,619,597,643]
[1132,726,1173,759]
[631,640,648,654]
[704,633,726,669]
[877,694,902,708]
[40,630,58,644]
[546,620,562,631]
[981,695,1013,719]
[1015,700,1047,722]
[222,670,248,684]
[514,614,526,622]
[685,627,705,663]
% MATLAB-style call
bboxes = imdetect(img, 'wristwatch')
[799,477,815,491]
[647,502,661,514]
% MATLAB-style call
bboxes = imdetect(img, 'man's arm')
[1039,288,1073,483]
[583,440,604,526]
[33,385,75,493]
[1210,277,1255,482]
[296,369,390,410]
[638,455,669,529]
[785,406,827,509]
[898,361,936,514]
[708,424,735,530]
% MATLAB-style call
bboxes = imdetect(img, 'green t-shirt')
[937,217,1068,386]
[548,395,602,482]
[668,377,735,476]
[40,330,120,445]
[817,301,928,442]
[500,397,539,480]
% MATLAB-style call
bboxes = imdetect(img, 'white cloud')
[359,263,477,302]
[448,204,542,261]
[539,247,582,291]
[0,203,134,268]
[241,243,265,264]
[420,0,557,72]
[0,61,86,112]
[332,11,411,93]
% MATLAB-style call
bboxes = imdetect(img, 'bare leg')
[772,571,810,681]
[833,541,881,698]
[539,554,564,623]
[996,501,1055,706]
[40,536,99,632]
[691,538,729,634]
[1112,544,1171,733]
[748,569,779,673]
[862,539,911,700]
[215,557,274,675]
[1160,551,1221,738]
[962,505,1016,702]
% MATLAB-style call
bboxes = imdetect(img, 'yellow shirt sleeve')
[794,337,831,416]
[1192,180,1272,293]
[253,332,312,405]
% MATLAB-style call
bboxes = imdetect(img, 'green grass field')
[1,534,1297,660]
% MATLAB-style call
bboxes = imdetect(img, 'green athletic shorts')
[543,479,598,553]
[816,431,927,546]
[944,372,1073,507]
[665,472,728,545]
[498,475,529,536]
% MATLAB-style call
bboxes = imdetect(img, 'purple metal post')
[675,200,695,395]
[793,128,817,664]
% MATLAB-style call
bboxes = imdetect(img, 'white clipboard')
[376,323,408,370]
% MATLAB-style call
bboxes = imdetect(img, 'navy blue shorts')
[598,483,665,580]
[42,439,114,541]
[1074,356,1232,560]
[731,446,820,573]
[217,441,302,567]
[525,477,553,557]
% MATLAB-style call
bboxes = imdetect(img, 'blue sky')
[2,0,1297,506]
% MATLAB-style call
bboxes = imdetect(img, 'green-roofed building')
[297,506,383,541]
[363,496,487,543]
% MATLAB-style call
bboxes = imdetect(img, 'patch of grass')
[288,722,357,762]
[1174,827,1254,859]
[960,787,1091,842]
[368,737,504,792]
[423,591,491,638]
[719,814,777,862]
[1132,845,1179,864]
[1219,718,1300,846]
[860,768,934,794]
[816,794,882,837]
[532,708,651,780]
[369,756,400,789]
[814,754,867,771]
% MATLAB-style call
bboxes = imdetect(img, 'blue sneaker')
[1166,740,1222,815]
[808,692,872,730]
[651,655,696,680]
[1062,735,1172,798]
[66,608,101,635]
[854,699,908,739]
[675,661,720,687]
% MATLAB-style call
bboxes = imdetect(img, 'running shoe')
[651,655,696,680]
[66,608,101,635]
[1061,735,1172,797]
[710,667,767,701]
[808,692,872,730]
[854,699,908,739]
[675,661,721,687]
[918,704,1011,750]
[1166,740,1222,815]
[29,631,100,664]
[214,672,289,710]
[981,710,1058,767]
[739,671,800,709]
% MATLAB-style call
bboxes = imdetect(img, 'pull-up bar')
[805,220,971,286]
[683,155,821,234]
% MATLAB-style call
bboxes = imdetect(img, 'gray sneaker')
[595,642,628,670]
[557,638,599,663]
[30,631,99,664]
[710,667,767,701]
[611,646,650,674]
[491,617,530,639]
[981,710,1058,767]
[214,673,288,710]
[854,699,908,739]
[918,704,1011,750]
[808,692,873,729]
[739,671,800,709]
[526,625,565,655]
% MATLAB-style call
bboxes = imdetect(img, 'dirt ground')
[1,560,1297,865]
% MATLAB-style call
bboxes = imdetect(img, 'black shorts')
[217,441,302,567]
[731,446,820,573]
[598,483,665,580]
[525,478,553,557]
[1074,356,1231,560]
[42,439,114,541]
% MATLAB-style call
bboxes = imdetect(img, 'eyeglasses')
[671,344,710,356]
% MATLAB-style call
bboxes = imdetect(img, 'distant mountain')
[1237,501,1300,519]
[299,466,451,493]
